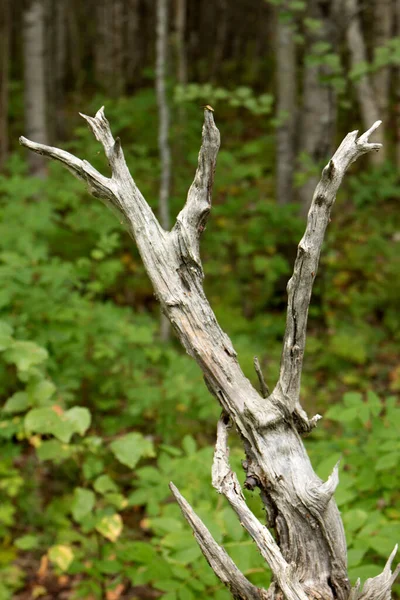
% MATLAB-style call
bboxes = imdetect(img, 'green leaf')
[28,380,56,405]
[182,435,197,456]
[110,432,155,469]
[65,407,91,436]
[0,322,13,351]
[14,534,39,550]
[94,475,118,494]
[95,513,123,542]
[4,341,48,371]
[48,545,74,571]
[72,487,95,522]
[343,509,368,533]
[3,392,30,414]
[25,407,74,443]
[36,440,71,462]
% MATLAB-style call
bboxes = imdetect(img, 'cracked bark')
[20,108,399,599]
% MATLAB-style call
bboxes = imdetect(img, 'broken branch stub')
[20,113,398,600]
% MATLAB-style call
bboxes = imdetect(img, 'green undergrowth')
[0,90,399,598]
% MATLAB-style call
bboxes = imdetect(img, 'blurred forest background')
[0,0,400,598]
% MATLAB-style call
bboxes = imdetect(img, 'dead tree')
[20,109,399,600]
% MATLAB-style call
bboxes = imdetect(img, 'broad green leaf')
[65,407,91,436]
[37,440,71,462]
[182,435,197,456]
[95,513,123,542]
[14,535,39,550]
[48,545,74,571]
[3,392,30,414]
[24,407,75,443]
[0,322,13,351]
[4,341,48,371]
[94,475,118,494]
[28,380,56,405]
[110,432,155,469]
[72,487,95,522]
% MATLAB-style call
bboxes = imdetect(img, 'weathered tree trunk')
[20,107,399,599]
[23,0,49,177]
[275,1,296,206]
[156,0,172,341]
[0,0,10,170]
[298,0,339,215]
[345,0,385,165]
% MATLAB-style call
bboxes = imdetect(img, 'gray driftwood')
[20,109,399,600]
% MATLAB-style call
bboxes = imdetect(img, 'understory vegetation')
[0,90,399,599]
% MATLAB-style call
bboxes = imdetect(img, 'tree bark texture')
[20,109,399,599]
[276,2,296,206]
[345,0,385,165]
[0,0,10,170]
[23,0,49,177]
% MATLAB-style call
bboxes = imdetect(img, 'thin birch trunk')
[0,0,10,170]
[345,0,385,165]
[23,0,49,177]
[156,0,172,341]
[276,2,296,206]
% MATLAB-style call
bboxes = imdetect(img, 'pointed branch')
[358,544,400,600]
[274,121,383,411]
[174,108,220,266]
[212,417,309,600]
[253,357,269,398]
[169,482,267,600]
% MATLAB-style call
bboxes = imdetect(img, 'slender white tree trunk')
[156,0,172,341]
[23,0,49,177]
[276,2,296,206]
[345,0,385,165]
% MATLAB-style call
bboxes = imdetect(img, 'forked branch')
[20,111,397,600]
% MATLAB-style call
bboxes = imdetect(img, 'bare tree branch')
[169,482,268,600]
[174,108,220,268]
[212,416,309,600]
[253,357,269,398]
[274,121,382,416]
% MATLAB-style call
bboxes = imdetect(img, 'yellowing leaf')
[96,514,123,542]
[48,545,74,571]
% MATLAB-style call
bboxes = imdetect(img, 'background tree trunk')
[372,0,392,122]
[275,1,296,206]
[0,0,10,170]
[298,0,338,216]
[345,0,385,165]
[156,0,172,341]
[23,0,49,177]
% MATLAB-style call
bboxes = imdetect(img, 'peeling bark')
[20,108,398,599]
